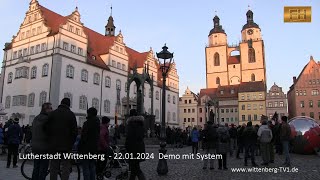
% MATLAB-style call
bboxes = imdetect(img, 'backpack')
[260,128,272,143]
[219,129,230,143]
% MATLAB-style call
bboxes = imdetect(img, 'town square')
[0,0,319,180]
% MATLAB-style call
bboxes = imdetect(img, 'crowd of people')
[0,99,293,180]
[0,98,146,180]
[187,116,292,169]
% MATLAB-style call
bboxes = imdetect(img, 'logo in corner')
[284,6,311,23]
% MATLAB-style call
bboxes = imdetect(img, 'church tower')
[205,15,228,88]
[105,7,116,36]
[239,9,266,84]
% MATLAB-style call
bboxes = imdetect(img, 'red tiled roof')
[238,81,265,93]
[228,55,240,64]
[216,85,239,99]
[39,6,67,36]
[126,47,149,69]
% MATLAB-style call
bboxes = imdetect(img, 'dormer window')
[92,55,96,60]
[231,89,234,94]
[220,90,224,95]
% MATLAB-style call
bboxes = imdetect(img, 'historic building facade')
[288,56,320,122]
[205,10,266,89]
[0,0,179,126]
[238,81,266,125]
[178,87,199,128]
[266,83,288,119]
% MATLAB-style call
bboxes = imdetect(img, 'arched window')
[31,66,37,79]
[156,91,159,100]
[79,95,87,110]
[39,91,47,106]
[28,93,35,107]
[104,100,110,113]
[93,73,100,85]
[216,77,220,85]
[7,72,13,83]
[92,98,99,111]
[251,73,255,82]
[5,96,11,108]
[42,64,49,77]
[66,65,74,78]
[81,69,88,82]
[64,92,73,108]
[155,109,159,119]
[214,52,220,66]
[248,48,256,63]
[116,79,121,90]
[105,76,111,87]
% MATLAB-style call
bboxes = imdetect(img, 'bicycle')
[21,148,81,180]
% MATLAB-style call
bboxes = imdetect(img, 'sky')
[0,0,319,96]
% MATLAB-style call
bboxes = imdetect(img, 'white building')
[0,0,179,126]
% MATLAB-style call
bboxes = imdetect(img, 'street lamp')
[156,44,173,175]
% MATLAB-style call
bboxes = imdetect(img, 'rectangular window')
[184,118,186,122]
[188,109,191,113]
[301,112,305,116]
[242,115,245,121]
[188,118,190,122]
[192,109,195,113]
[260,104,263,109]
[268,102,272,107]
[185,100,187,104]
[226,109,229,113]
[78,47,83,55]
[12,95,27,106]
[23,48,28,56]
[30,46,34,55]
[253,104,257,110]
[35,44,40,53]
[192,118,195,122]
[247,94,250,100]
[241,95,245,100]
[112,60,116,67]
[248,114,252,121]
[221,118,225,122]
[18,50,22,57]
[26,30,30,38]
[189,100,192,104]
[221,109,224,113]
[76,28,80,35]
[21,32,25,40]
[310,112,314,119]
[32,28,36,36]
[279,101,284,107]
[247,104,251,110]
[254,114,258,121]
[41,43,46,51]
[318,100,320,108]
[37,26,42,34]
[199,108,202,113]
[71,45,76,53]
[117,62,121,69]
[235,108,238,112]
[300,101,305,108]
[259,93,263,99]
[303,90,306,96]
[184,109,186,113]
[274,101,278,107]
[63,42,69,50]
[122,64,126,71]
[231,108,233,113]
[69,25,74,32]
[309,100,313,108]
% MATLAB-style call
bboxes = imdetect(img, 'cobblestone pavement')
[0,146,319,180]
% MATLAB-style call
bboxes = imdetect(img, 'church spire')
[105,5,116,36]
[242,8,260,31]
[208,13,225,36]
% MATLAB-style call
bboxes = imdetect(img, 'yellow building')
[238,81,267,125]
[205,10,266,89]
[179,87,199,128]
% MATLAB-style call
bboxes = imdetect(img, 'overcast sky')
[0,0,318,96]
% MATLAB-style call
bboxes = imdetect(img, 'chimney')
[293,76,297,83]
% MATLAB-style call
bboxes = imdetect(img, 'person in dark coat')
[96,116,110,179]
[125,109,146,180]
[6,118,23,168]
[217,124,230,170]
[46,98,77,180]
[243,121,258,167]
[280,116,291,167]
[24,125,32,144]
[236,124,246,159]
[202,121,218,169]
[78,107,100,180]
[32,102,53,180]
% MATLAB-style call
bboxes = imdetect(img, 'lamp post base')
[157,141,168,175]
